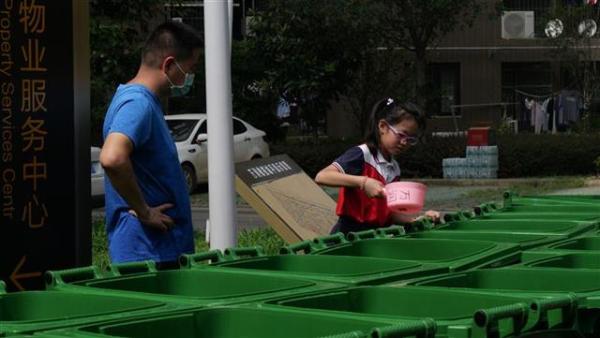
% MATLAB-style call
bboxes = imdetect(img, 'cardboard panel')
[236,155,337,243]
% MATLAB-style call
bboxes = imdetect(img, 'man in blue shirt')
[100,22,202,265]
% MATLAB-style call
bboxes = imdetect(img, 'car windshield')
[166,119,198,142]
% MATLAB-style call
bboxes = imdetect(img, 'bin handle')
[313,233,346,248]
[412,218,435,230]
[0,281,6,294]
[224,246,265,260]
[280,240,315,255]
[443,212,459,223]
[473,302,529,337]
[45,266,102,288]
[376,225,406,238]
[347,230,377,241]
[530,294,578,330]
[179,250,225,267]
[371,318,437,338]
[109,261,157,277]
[459,210,474,219]
[503,191,516,207]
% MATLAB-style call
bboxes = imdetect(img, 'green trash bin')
[509,196,600,207]
[285,233,520,272]
[42,306,438,338]
[409,231,567,250]
[268,286,581,338]
[546,236,600,251]
[180,247,449,286]
[45,261,342,307]
[499,205,600,214]
[0,287,175,336]
[407,268,600,296]
[437,219,595,237]
[517,251,600,269]
[474,211,600,222]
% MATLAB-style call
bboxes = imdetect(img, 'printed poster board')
[235,155,337,243]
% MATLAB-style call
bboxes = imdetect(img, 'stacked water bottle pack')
[443,146,498,179]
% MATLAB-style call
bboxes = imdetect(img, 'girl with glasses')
[315,98,440,235]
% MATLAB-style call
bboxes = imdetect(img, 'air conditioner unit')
[502,11,535,39]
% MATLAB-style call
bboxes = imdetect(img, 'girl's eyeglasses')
[385,122,418,145]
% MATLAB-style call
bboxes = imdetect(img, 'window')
[428,63,461,117]
[501,62,552,125]
[166,119,199,142]
[233,119,247,135]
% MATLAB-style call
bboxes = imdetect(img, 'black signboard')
[0,0,90,291]
[236,154,303,186]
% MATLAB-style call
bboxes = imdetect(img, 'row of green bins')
[504,192,600,207]
[180,245,449,286]
[266,286,585,338]
[29,305,439,338]
[436,219,595,237]
[0,279,184,336]
[44,260,343,308]
[410,229,567,250]
[471,193,600,222]
[280,230,521,272]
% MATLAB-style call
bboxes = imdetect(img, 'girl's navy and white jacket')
[332,143,401,229]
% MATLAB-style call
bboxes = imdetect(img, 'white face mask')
[166,61,195,97]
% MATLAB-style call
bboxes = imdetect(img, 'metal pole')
[205,0,237,250]
[228,0,234,45]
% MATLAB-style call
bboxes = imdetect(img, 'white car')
[165,114,270,193]
[91,146,105,206]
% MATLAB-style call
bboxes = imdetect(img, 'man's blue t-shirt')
[103,84,194,263]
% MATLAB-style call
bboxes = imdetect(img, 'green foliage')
[248,0,376,135]
[90,0,170,145]
[92,219,110,271]
[230,40,281,142]
[543,2,600,125]
[594,156,600,175]
[374,0,485,107]
[343,49,416,132]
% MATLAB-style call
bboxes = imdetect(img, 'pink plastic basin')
[385,181,427,213]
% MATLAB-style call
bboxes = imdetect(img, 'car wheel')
[182,163,197,194]
[251,154,262,160]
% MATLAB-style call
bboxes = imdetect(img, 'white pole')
[204,0,237,250]
[228,0,234,45]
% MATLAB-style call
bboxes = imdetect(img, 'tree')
[543,2,600,132]
[90,0,170,145]
[374,0,484,109]
[342,49,415,135]
[248,0,377,137]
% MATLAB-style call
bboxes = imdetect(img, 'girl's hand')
[363,177,386,198]
[424,210,441,223]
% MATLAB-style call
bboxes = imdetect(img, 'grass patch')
[93,222,286,269]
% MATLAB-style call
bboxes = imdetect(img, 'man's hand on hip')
[130,203,175,232]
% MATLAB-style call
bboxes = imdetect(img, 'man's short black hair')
[142,21,203,68]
